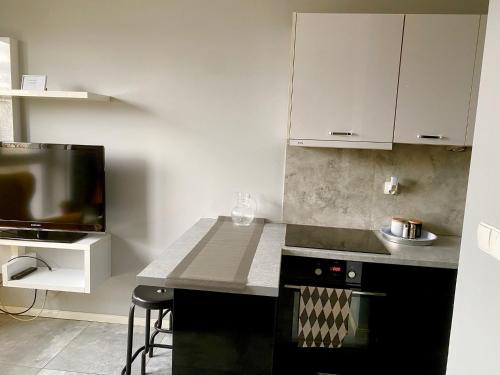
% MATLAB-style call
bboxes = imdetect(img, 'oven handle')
[283,284,387,297]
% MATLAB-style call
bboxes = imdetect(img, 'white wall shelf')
[0,89,110,102]
[4,265,85,293]
[1,234,111,294]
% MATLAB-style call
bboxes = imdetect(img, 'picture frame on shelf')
[21,74,47,90]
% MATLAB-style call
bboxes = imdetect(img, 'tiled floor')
[0,314,172,375]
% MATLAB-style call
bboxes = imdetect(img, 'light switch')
[477,222,500,260]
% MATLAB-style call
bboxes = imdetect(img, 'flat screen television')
[0,142,105,242]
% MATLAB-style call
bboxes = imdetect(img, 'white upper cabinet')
[394,15,481,146]
[289,13,404,150]
[466,15,487,146]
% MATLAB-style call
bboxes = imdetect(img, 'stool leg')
[141,309,151,375]
[149,309,163,358]
[125,305,135,375]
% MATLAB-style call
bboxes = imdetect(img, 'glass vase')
[231,192,256,226]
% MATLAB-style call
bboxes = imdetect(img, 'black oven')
[275,256,387,375]
[274,256,457,375]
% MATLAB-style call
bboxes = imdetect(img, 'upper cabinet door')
[466,15,487,146]
[289,13,404,149]
[394,15,480,146]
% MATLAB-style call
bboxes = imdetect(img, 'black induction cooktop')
[285,224,390,255]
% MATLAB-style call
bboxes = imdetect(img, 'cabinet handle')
[283,285,386,297]
[417,134,445,140]
[329,131,354,136]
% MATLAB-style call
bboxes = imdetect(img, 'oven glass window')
[291,290,381,348]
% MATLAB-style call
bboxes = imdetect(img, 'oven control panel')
[281,256,363,288]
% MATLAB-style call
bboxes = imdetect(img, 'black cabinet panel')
[173,289,277,375]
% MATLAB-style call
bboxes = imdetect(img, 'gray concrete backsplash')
[283,144,471,236]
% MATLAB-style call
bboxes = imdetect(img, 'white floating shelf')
[1,234,111,293]
[0,89,110,101]
[4,267,85,293]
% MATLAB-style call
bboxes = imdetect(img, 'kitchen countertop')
[283,231,461,270]
[137,218,461,297]
[137,218,285,297]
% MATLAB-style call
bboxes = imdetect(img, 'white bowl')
[380,226,438,246]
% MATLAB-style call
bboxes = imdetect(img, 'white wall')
[447,0,500,373]
[0,0,488,316]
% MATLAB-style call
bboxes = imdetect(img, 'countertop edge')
[282,247,459,269]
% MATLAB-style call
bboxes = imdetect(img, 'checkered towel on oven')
[297,286,352,348]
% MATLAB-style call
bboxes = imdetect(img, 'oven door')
[287,285,386,349]
[275,285,387,375]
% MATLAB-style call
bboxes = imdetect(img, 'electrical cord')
[0,290,48,322]
[0,255,52,320]
[7,255,53,271]
[0,289,37,315]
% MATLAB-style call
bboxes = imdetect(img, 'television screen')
[0,143,105,233]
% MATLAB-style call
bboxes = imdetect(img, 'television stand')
[0,233,111,293]
[0,230,88,243]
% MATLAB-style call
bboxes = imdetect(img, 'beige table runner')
[167,216,265,290]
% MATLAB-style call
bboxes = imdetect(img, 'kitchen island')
[137,218,461,374]
[138,219,285,375]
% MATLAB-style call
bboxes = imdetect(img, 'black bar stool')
[122,285,174,375]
